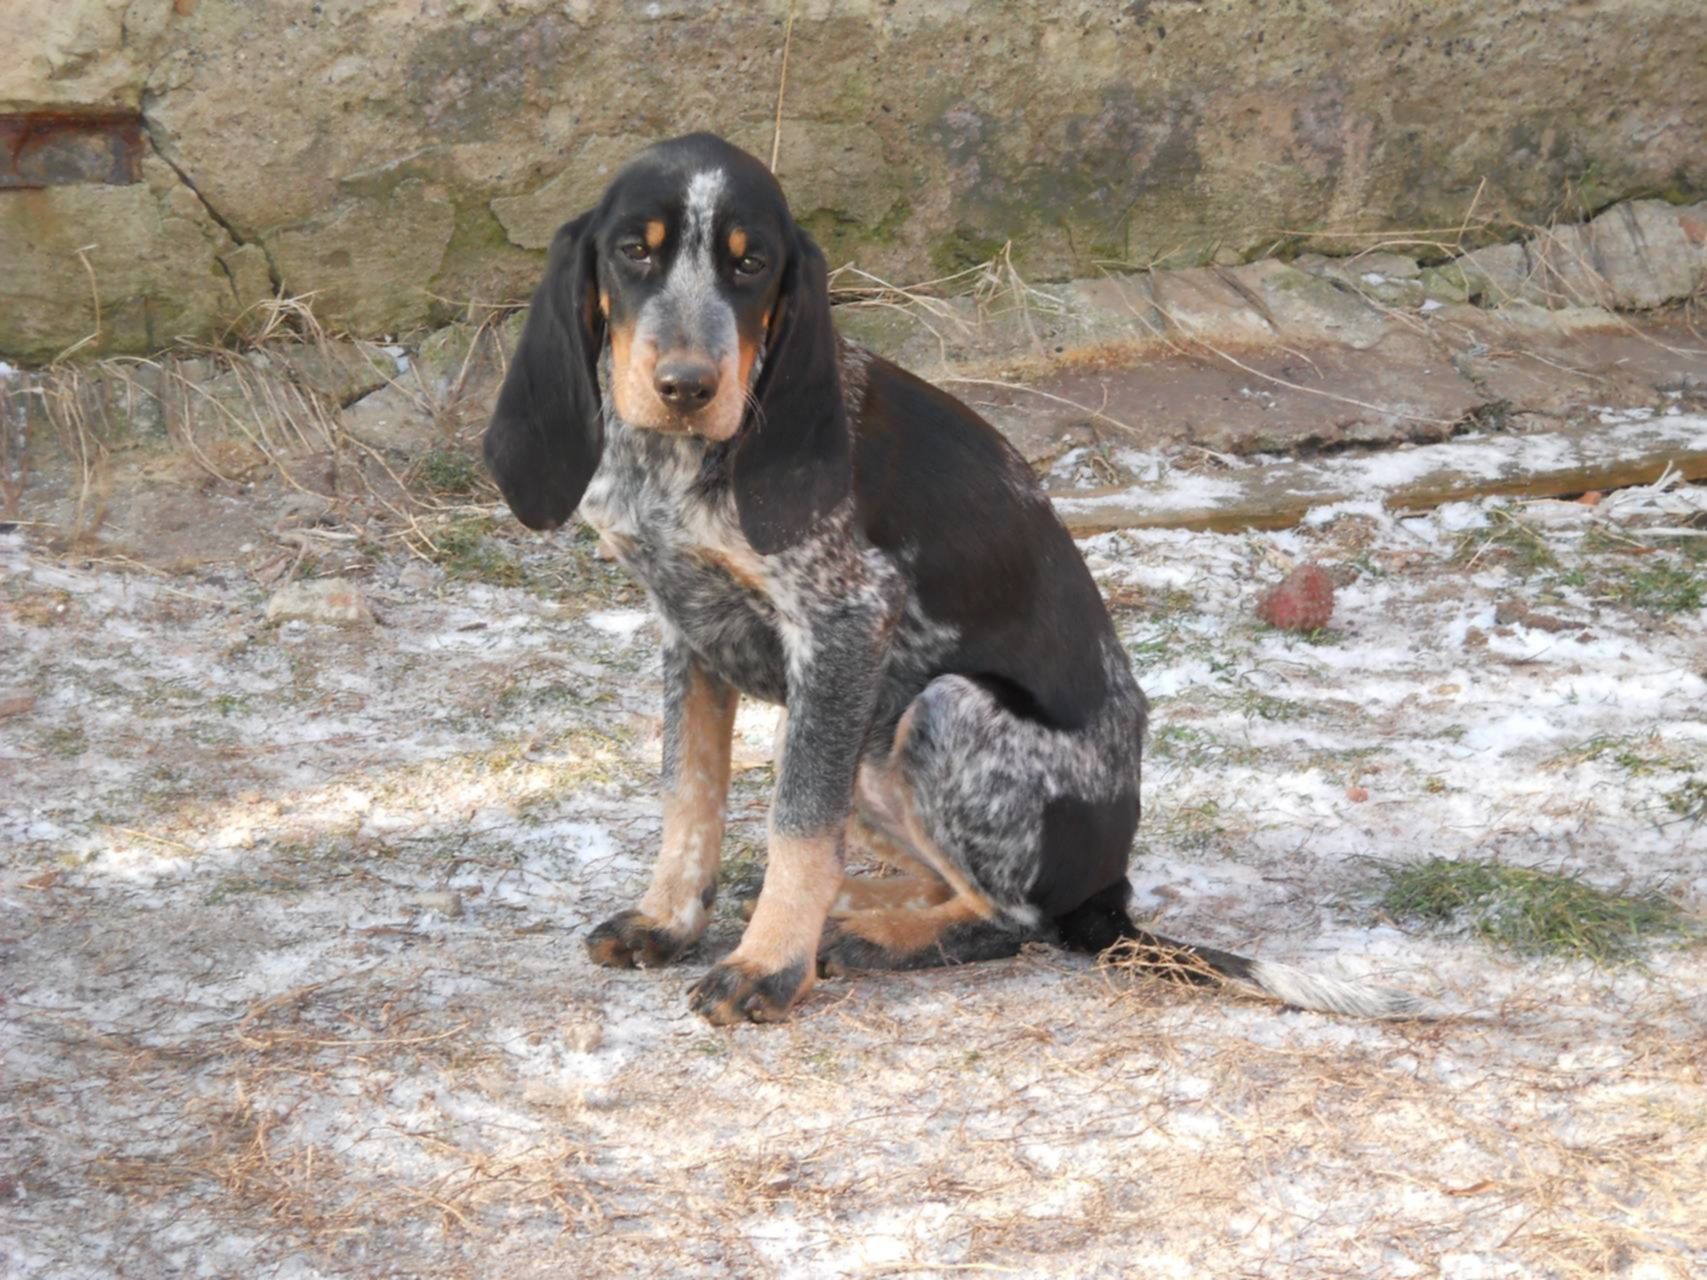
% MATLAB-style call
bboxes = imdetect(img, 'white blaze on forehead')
[683,169,726,249]
[625,164,740,435]
[652,166,733,345]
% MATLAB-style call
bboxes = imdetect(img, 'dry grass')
[1,372,33,519]
[13,290,524,577]
[33,973,606,1261]
[21,955,1706,1277]
[8,472,1707,1276]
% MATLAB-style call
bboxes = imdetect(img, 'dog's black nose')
[654,358,719,409]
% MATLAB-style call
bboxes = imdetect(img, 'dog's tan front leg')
[687,828,842,1024]
[688,594,891,1024]
[588,638,736,968]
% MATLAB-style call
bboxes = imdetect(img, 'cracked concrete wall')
[2,0,1704,361]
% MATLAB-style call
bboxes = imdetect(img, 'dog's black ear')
[483,211,605,531]
[732,229,850,555]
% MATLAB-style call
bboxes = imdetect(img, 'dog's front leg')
[588,631,736,968]
[688,606,886,1024]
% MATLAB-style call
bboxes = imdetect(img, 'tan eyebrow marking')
[645,219,666,249]
[727,228,748,259]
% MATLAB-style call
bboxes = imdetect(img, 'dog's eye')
[734,255,766,278]
[618,242,651,264]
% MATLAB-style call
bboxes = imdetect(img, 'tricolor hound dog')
[483,133,1433,1026]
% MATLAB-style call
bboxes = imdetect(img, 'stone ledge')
[833,198,1707,381]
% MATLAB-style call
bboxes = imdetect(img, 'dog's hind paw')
[585,909,692,969]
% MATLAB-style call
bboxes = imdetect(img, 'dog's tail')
[1054,883,1443,1020]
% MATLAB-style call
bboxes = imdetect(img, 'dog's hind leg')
[821,819,1034,972]
[829,873,953,917]
[845,808,942,882]
[818,693,1046,974]
[742,865,951,921]
[731,813,952,921]
[818,895,1038,975]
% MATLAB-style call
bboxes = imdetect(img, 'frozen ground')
[3,459,1705,1279]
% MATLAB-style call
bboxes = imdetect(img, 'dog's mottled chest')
[580,424,790,702]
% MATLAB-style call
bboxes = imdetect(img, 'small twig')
[52,245,106,363]
[1121,278,1463,428]
[769,3,796,173]
[106,826,196,853]
[936,376,1150,439]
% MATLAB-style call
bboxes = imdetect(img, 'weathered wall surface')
[3,0,1704,361]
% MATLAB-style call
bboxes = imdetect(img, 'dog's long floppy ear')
[483,211,604,531]
[732,229,851,555]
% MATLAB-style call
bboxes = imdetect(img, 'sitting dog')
[483,133,1430,1025]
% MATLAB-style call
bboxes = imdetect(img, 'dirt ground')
[4,388,1705,1279]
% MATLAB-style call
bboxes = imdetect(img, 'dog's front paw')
[586,909,692,969]
[688,958,812,1025]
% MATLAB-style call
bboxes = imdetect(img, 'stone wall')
[3,0,1704,362]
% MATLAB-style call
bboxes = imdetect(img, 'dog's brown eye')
[734,255,765,278]
[619,242,651,263]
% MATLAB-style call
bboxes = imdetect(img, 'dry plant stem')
[770,3,795,174]
[340,435,446,560]
[36,365,110,538]
[1122,284,1464,429]
[52,244,106,364]
[0,376,28,517]
[935,376,1153,441]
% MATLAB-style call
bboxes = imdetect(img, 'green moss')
[1610,559,1704,615]
[1547,732,1699,776]
[868,195,914,247]
[429,514,526,587]
[931,225,1009,275]
[1418,264,1472,304]
[797,208,861,252]
[1376,858,1698,964]
[41,725,88,758]
[428,199,538,324]
[1665,778,1707,824]
[793,193,913,268]
[445,197,523,258]
[413,448,484,498]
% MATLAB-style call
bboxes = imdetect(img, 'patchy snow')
[1062,467,1247,510]
[1056,415,1707,529]
[2,475,1704,1278]
[584,607,654,639]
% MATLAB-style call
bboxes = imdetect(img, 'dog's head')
[483,133,848,554]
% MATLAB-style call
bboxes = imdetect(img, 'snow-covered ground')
[3,471,1704,1279]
